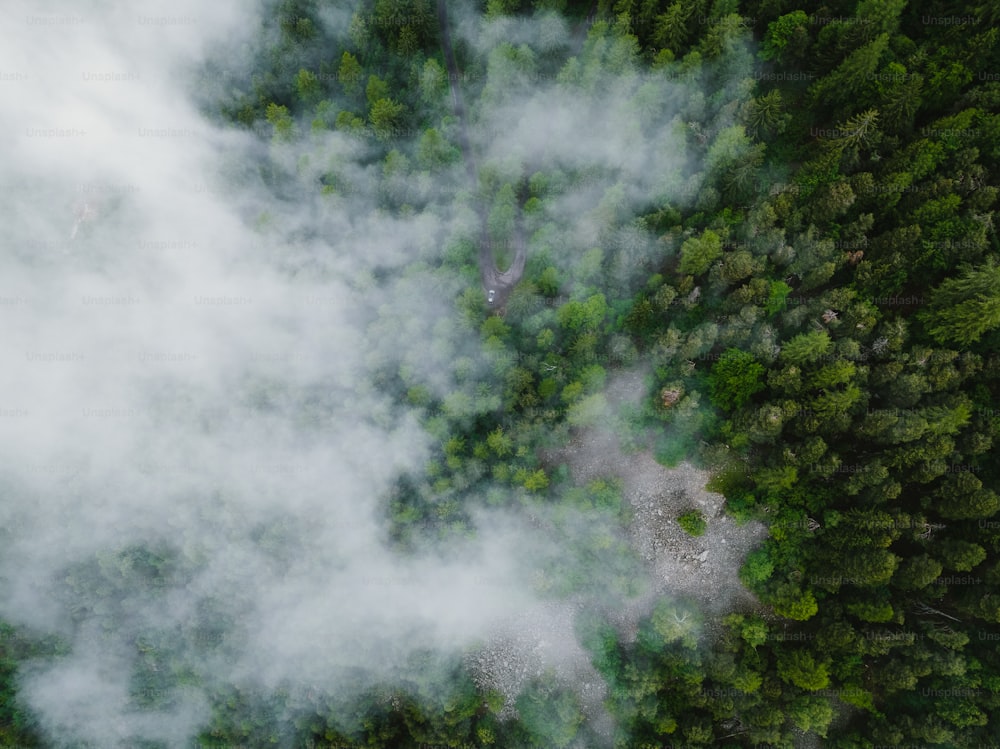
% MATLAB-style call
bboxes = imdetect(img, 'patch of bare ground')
[465,370,771,740]
[464,601,609,727]
[545,370,769,626]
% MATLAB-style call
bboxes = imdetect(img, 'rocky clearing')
[467,370,770,735]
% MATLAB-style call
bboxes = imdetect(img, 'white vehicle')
[487,289,496,304]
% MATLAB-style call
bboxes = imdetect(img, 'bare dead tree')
[913,602,962,622]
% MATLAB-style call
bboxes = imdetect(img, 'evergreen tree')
[919,261,1000,346]
[708,349,766,410]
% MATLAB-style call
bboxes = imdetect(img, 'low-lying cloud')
[0,0,754,745]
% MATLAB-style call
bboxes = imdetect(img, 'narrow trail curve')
[437,0,527,311]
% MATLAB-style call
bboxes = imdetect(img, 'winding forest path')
[437,0,527,311]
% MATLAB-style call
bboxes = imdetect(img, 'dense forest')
[3,0,1000,747]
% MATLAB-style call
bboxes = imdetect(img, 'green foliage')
[761,11,809,62]
[519,468,550,492]
[366,75,390,107]
[338,51,363,96]
[416,128,460,170]
[708,349,766,410]
[779,330,832,366]
[265,102,294,141]
[566,392,608,427]
[770,583,818,621]
[369,98,406,139]
[0,622,49,748]
[840,548,900,587]
[937,539,986,572]
[765,280,792,316]
[419,58,447,105]
[486,427,513,457]
[294,68,319,102]
[514,675,584,748]
[777,648,830,691]
[740,547,775,588]
[788,694,834,735]
[678,229,723,276]
[677,509,707,536]
[556,293,608,332]
[649,599,701,648]
[919,260,1000,345]
[809,33,890,111]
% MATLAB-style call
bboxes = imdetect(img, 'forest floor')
[467,369,769,735]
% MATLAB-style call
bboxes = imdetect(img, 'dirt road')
[437,0,526,310]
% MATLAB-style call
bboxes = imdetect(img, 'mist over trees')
[0,0,999,747]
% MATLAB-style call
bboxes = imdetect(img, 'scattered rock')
[541,369,769,624]
[471,370,769,740]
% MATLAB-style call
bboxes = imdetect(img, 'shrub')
[678,509,707,536]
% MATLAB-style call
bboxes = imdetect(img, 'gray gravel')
[544,370,769,621]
